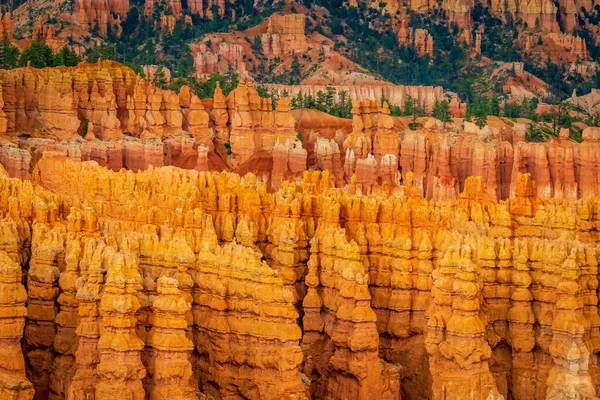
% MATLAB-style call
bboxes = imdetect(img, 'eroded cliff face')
[0,150,598,399]
[0,61,190,140]
[73,0,129,37]
[4,69,600,204]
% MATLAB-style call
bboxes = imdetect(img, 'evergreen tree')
[290,56,301,85]
[432,100,452,127]
[19,41,54,68]
[0,34,19,69]
[155,66,168,89]
[54,46,82,67]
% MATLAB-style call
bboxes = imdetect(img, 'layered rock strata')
[3,148,600,399]
[0,251,35,399]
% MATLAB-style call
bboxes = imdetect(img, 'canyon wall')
[0,152,600,399]
[3,63,600,207]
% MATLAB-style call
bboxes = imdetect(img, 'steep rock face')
[426,236,503,400]
[261,14,309,58]
[0,13,13,38]
[511,127,600,199]
[194,241,307,399]
[95,249,146,400]
[397,21,434,57]
[214,81,297,169]
[343,100,400,193]
[0,144,31,180]
[0,61,193,140]
[523,32,590,63]
[25,223,63,400]
[146,276,196,400]
[67,238,109,400]
[193,52,220,77]
[303,221,402,399]
[271,138,307,190]
[73,0,129,37]
[0,251,35,400]
[14,147,600,399]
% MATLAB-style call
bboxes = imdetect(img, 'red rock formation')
[25,224,64,400]
[261,14,308,58]
[314,137,345,187]
[146,276,196,400]
[426,236,503,399]
[0,145,31,180]
[271,139,307,190]
[0,251,35,399]
[0,61,204,140]
[302,224,401,399]
[194,241,307,399]
[218,42,246,73]
[546,249,596,399]
[397,20,434,57]
[0,13,13,38]
[73,0,129,37]
[527,32,590,63]
[95,249,146,400]
[14,150,600,399]
[32,18,65,52]
[67,239,108,400]
[193,52,219,77]
[50,240,81,399]
[180,86,213,143]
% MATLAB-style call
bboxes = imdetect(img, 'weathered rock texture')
[0,251,35,399]
[3,64,600,205]
[73,0,129,37]
[265,83,448,114]
[0,149,589,400]
[261,14,309,58]
[6,57,600,399]
[397,20,434,57]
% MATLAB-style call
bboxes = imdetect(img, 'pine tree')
[54,46,82,67]
[432,100,452,128]
[19,41,54,68]
[290,56,301,85]
[0,34,19,69]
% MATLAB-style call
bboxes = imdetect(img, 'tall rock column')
[25,225,64,400]
[302,226,401,399]
[67,240,108,400]
[426,238,503,400]
[212,83,230,153]
[95,250,146,400]
[193,241,306,399]
[146,276,196,400]
[0,84,7,135]
[50,239,81,399]
[508,238,536,400]
[546,248,596,399]
[0,250,34,399]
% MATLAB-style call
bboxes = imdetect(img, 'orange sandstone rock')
[95,249,146,400]
[193,241,307,399]
[146,276,196,400]
[0,251,35,400]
